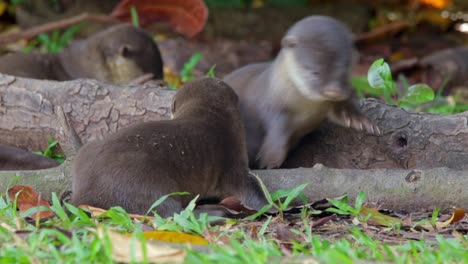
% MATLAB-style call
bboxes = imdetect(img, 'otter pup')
[0,145,60,170]
[71,77,269,217]
[0,24,163,85]
[224,15,380,169]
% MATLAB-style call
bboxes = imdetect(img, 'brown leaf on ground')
[111,0,208,38]
[138,230,209,245]
[219,196,257,214]
[275,224,302,243]
[98,227,186,263]
[7,185,54,219]
[360,207,402,227]
[436,208,466,228]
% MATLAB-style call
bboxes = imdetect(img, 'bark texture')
[283,100,468,170]
[0,74,172,151]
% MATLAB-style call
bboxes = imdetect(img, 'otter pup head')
[94,24,164,84]
[171,77,239,119]
[281,16,355,102]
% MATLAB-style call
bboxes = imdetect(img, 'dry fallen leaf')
[275,224,302,243]
[7,185,54,219]
[417,208,466,230]
[111,0,208,38]
[139,230,209,245]
[436,208,466,228]
[98,227,186,263]
[359,207,402,227]
[163,66,182,88]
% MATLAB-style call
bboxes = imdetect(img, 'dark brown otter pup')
[0,24,163,85]
[71,77,270,217]
[0,145,60,170]
[224,15,380,169]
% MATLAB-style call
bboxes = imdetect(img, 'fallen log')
[1,75,468,212]
[283,100,468,170]
[0,74,172,151]
[0,164,466,213]
[1,75,468,170]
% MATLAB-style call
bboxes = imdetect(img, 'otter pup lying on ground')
[224,15,380,169]
[71,77,270,217]
[0,24,163,85]
[0,145,60,170]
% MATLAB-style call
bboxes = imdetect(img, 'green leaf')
[23,39,40,54]
[354,191,366,211]
[281,183,308,210]
[59,23,84,47]
[326,195,360,216]
[367,58,395,95]
[205,65,216,77]
[180,52,203,82]
[400,84,435,104]
[130,6,139,28]
[145,192,189,216]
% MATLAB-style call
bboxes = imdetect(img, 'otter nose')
[321,87,351,101]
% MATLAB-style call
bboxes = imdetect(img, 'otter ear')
[281,36,298,48]
[119,45,132,57]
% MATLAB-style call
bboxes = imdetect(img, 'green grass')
[1,191,467,263]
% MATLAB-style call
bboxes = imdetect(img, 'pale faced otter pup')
[224,15,380,169]
[0,24,163,85]
[71,77,269,217]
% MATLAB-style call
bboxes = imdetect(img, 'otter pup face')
[97,24,164,84]
[282,16,355,102]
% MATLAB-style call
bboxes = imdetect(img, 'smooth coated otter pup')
[71,77,269,217]
[0,145,60,170]
[224,15,380,169]
[0,24,163,85]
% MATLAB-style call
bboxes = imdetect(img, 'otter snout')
[320,87,351,101]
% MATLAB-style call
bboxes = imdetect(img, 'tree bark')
[1,75,468,212]
[283,100,468,170]
[0,74,173,151]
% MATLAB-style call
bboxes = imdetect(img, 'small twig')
[0,13,118,47]
[354,21,411,44]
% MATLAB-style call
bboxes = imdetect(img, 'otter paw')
[347,113,381,135]
[256,143,287,169]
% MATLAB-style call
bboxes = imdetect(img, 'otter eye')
[120,45,132,57]
[281,36,298,48]
[313,72,320,76]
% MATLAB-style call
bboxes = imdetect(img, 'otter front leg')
[327,99,381,135]
[256,112,291,169]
